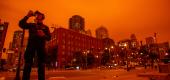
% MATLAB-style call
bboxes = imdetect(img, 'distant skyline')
[0,0,170,49]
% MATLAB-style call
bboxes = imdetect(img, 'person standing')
[19,10,51,80]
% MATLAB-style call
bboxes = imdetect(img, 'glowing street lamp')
[123,43,129,71]
[111,46,114,49]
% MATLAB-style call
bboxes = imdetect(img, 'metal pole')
[86,52,87,69]
[126,48,129,71]
[15,29,25,80]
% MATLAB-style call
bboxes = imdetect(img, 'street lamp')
[83,51,88,69]
[124,43,129,71]
[50,26,58,69]
[110,45,114,51]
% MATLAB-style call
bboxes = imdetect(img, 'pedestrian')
[19,10,51,80]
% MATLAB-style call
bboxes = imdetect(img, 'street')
[0,67,150,80]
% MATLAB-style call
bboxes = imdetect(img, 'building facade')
[158,42,169,59]
[47,28,104,68]
[130,34,139,49]
[69,15,85,32]
[96,26,109,39]
[8,30,28,67]
[11,30,23,50]
[145,37,155,45]
[0,20,8,58]
[103,38,115,49]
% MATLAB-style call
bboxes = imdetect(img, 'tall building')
[118,39,131,48]
[145,37,155,45]
[103,38,115,49]
[9,30,28,67]
[96,26,109,39]
[47,28,104,68]
[130,34,139,49]
[12,30,23,50]
[0,20,8,56]
[69,15,85,32]
[130,34,137,40]
[158,42,169,59]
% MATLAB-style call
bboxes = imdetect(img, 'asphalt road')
[0,68,150,80]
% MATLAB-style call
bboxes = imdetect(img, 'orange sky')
[0,0,170,49]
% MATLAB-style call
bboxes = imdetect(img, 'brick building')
[0,20,8,58]
[47,28,104,68]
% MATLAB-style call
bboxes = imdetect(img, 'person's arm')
[19,10,34,29]
[37,26,51,41]
[19,16,30,29]
[44,26,51,41]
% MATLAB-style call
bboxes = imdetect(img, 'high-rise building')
[96,26,109,39]
[130,34,137,40]
[158,42,169,59]
[103,38,115,49]
[118,39,131,48]
[0,20,8,54]
[145,37,155,45]
[130,34,139,49]
[69,15,85,32]
[9,30,28,67]
[12,30,23,50]
[47,28,104,68]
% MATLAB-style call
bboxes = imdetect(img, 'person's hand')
[26,10,34,17]
[37,30,45,37]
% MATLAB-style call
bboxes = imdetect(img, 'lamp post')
[86,50,90,69]
[50,27,57,69]
[124,43,129,71]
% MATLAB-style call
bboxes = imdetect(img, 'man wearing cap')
[19,10,51,80]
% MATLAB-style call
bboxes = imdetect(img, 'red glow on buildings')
[47,28,104,68]
[0,21,8,58]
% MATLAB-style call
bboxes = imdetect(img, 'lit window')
[62,45,65,49]
[63,33,65,37]
[62,51,65,55]
[0,26,4,30]
[63,40,65,44]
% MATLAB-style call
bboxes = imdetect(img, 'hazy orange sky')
[0,0,170,48]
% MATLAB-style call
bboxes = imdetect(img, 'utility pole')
[15,29,25,80]
[126,48,129,71]
[124,44,129,71]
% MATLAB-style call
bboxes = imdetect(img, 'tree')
[119,50,126,65]
[46,46,58,69]
[149,51,158,68]
[139,46,149,65]
[87,53,95,68]
[101,50,111,66]
[72,51,85,68]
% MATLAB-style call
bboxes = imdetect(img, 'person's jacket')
[19,16,51,47]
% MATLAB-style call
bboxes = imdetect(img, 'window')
[63,40,65,44]
[62,45,65,49]
[0,26,4,30]
[68,41,71,45]
[63,33,65,37]
[62,51,65,55]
